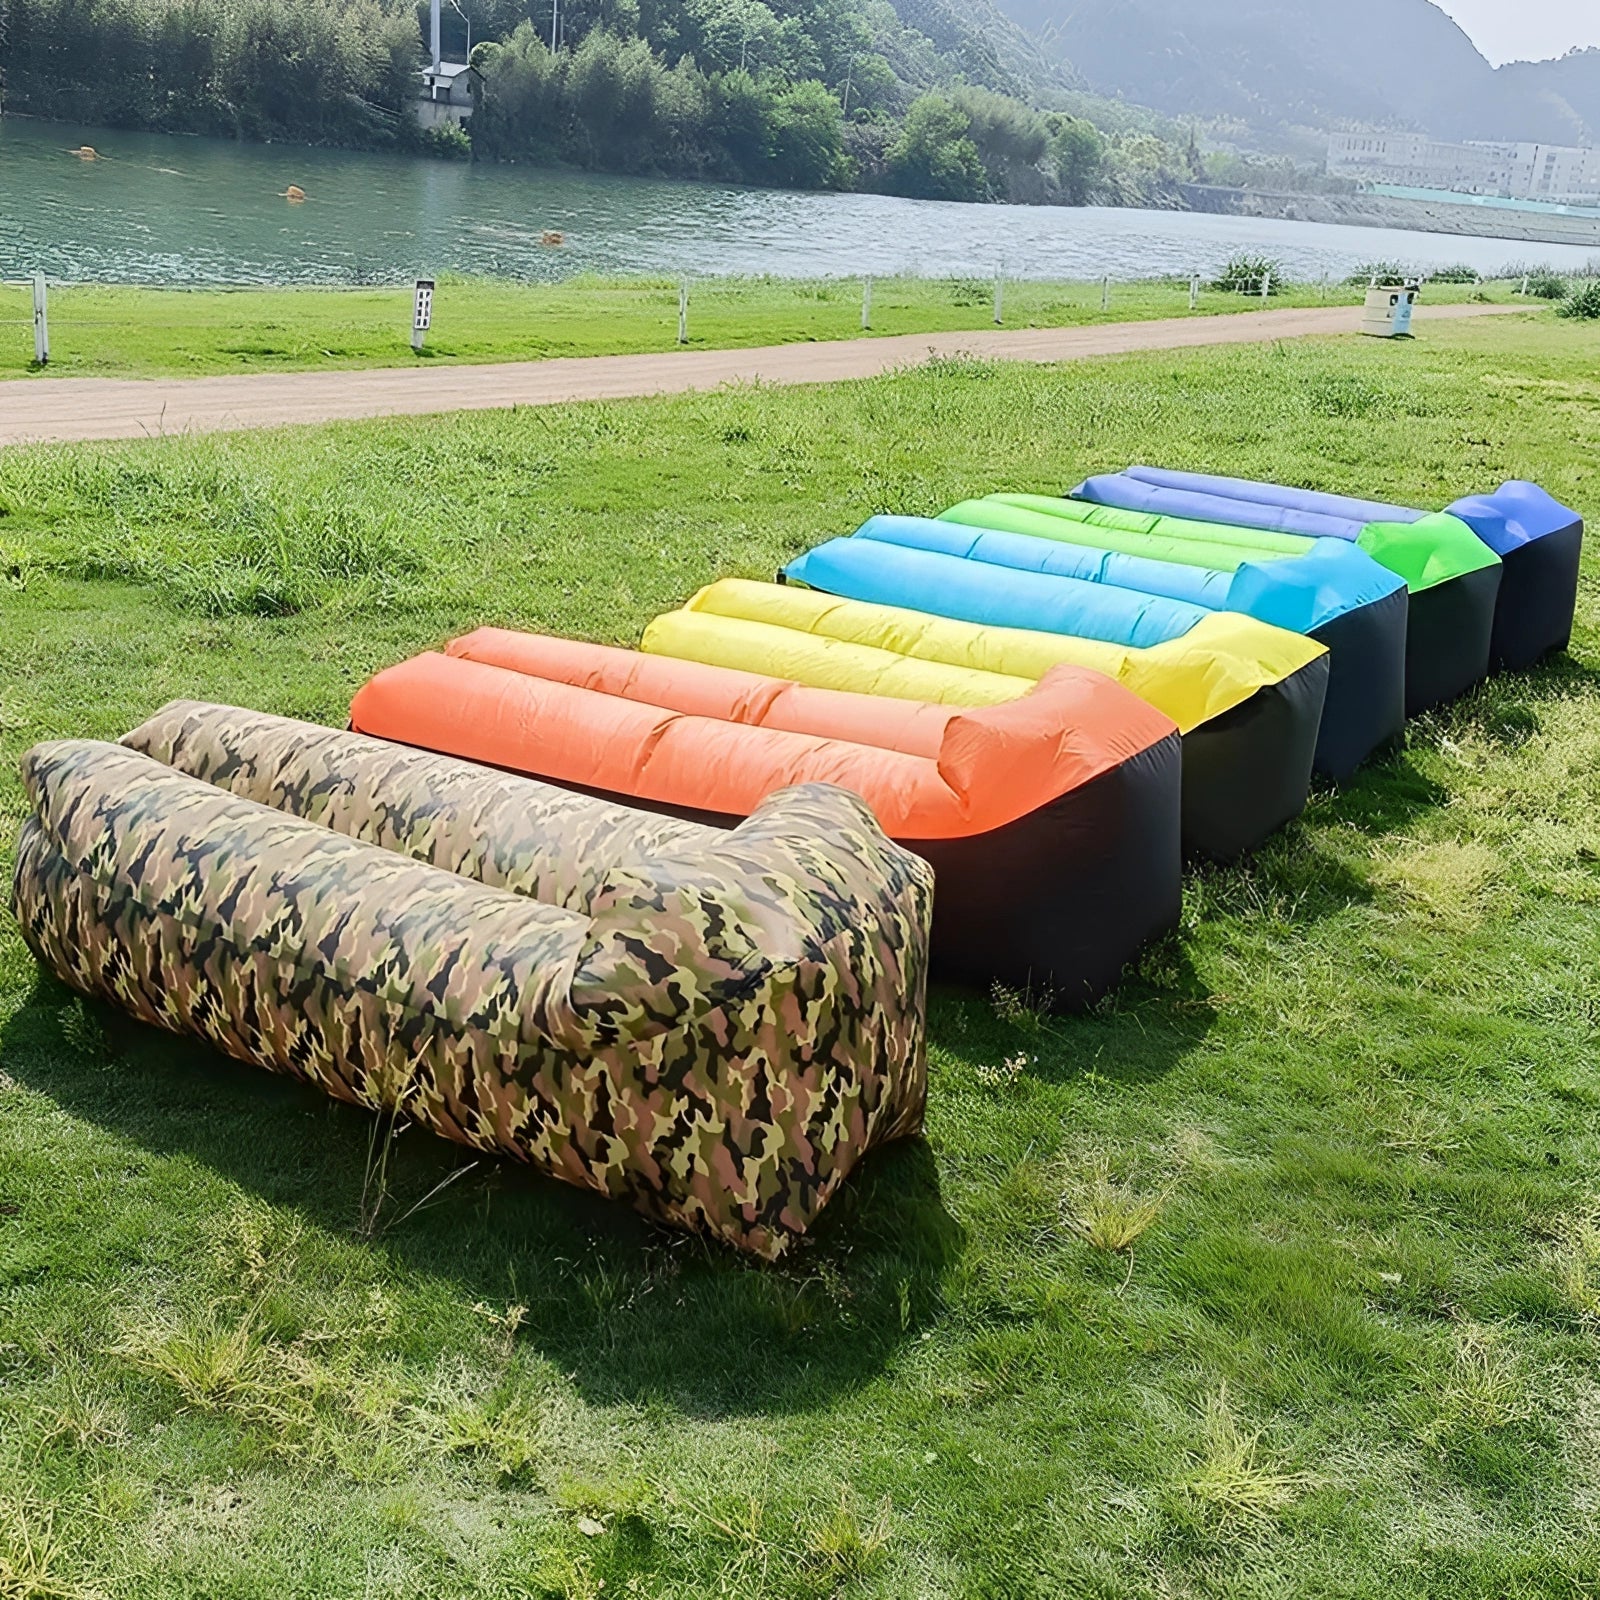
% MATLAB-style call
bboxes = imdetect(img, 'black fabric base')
[1489,520,1584,672]
[379,738,1186,1012]
[907,734,1183,1006]
[1403,564,1501,716]
[1180,655,1329,862]
[1307,588,1408,781]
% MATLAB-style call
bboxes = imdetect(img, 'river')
[4,116,1596,286]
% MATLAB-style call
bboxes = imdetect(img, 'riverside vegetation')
[0,313,1598,1595]
[2,0,1314,205]
[0,270,1530,380]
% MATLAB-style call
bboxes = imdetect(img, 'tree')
[766,77,847,188]
[950,85,1045,198]
[882,93,984,202]
[472,25,568,162]
[1049,115,1103,205]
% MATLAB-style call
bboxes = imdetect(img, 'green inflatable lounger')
[640,578,1330,862]
[791,507,1406,782]
[1068,470,1511,714]
[11,702,934,1260]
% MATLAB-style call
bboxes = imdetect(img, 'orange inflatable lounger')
[351,631,1184,1008]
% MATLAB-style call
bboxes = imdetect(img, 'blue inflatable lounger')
[1079,467,1582,686]
[781,525,1331,861]
[919,502,1407,781]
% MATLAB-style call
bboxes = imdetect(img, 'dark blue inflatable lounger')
[1114,468,1583,673]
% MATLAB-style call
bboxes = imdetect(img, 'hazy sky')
[1436,0,1600,65]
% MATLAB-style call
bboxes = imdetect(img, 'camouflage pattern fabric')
[124,700,714,915]
[12,731,933,1258]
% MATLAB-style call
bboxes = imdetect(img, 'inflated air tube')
[1444,481,1584,670]
[641,579,1329,862]
[828,509,1406,781]
[14,710,935,1259]
[350,636,1184,1008]
[1070,470,1501,715]
[1115,466,1583,669]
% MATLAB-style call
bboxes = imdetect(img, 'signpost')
[411,278,434,352]
[32,273,48,366]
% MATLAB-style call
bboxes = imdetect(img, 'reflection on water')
[3,115,1593,287]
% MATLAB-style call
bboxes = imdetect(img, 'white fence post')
[1101,275,1110,312]
[1261,270,1271,302]
[1188,273,1199,311]
[678,278,688,344]
[861,274,872,331]
[32,273,49,366]
[993,262,1003,326]
[411,277,434,352]
[1520,273,1530,296]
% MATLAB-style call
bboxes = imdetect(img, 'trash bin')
[1361,281,1418,338]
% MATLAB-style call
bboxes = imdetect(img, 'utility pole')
[551,0,559,53]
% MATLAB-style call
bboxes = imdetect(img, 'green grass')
[1,312,1598,1597]
[0,272,1525,381]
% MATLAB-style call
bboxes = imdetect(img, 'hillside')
[995,0,1600,145]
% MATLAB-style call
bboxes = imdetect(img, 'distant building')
[417,61,481,129]
[1328,133,1600,205]
[416,0,481,129]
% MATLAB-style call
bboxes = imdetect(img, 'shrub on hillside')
[1558,280,1600,319]
[1212,252,1285,294]
[1345,260,1408,286]
[882,95,986,203]
[1525,270,1570,300]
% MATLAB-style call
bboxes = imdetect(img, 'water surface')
[5,116,1595,285]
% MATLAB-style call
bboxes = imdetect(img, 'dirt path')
[0,302,1528,447]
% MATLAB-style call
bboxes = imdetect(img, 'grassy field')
[1,311,1598,1598]
[0,272,1527,381]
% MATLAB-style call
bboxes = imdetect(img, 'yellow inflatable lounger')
[643,579,1329,861]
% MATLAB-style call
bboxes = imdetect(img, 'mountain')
[990,0,1599,144]
[878,0,1075,101]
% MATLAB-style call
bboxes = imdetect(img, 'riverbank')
[0,274,1531,382]
[0,301,1537,446]
[1184,184,1600,251]
[1,313,1597,1597]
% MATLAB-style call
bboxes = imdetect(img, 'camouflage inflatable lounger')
[11,702,934,1259]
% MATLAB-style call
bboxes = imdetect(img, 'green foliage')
[1526,269,1571,301]
[417,120,472,159]
[470,27,844,185]
[0,0,1254,204]
[882,93,985,202]
[1346,260,1415,286]
[1558,279,1600,319]
[1212,251,1287,294]
[5,0,424,148]
[947,85,1047,200]
[1047,114,1104,205]
[1426,263,1481,284]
